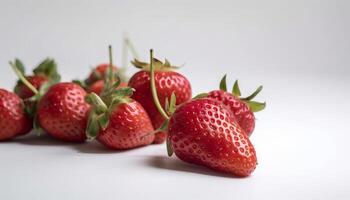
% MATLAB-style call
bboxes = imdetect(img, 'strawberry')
[10,58,62,135]
[74,63,129,95]
[37,82,90,142]
[15,75,49,99]
[148,49,258,177]
[128,58,192,144]
[205,75,266,137]
[0,89,32,140]
[86,93,155,149]
[86,46,154,149]
[85,63,118,85]
[168,98,257,176]
[12,58,60,99]
[84,36,140,86]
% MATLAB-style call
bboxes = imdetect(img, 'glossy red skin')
[15,75,49,99]
[207,90,255,137]
[87,64,118,84]
[97,100,155,150]
[128,70,192,144]
[37,83,90,142]
[88,80,128,95]
[0,89,32,140]
[168,98,257,177]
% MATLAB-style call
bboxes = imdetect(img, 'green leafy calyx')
[33,58,61,83]
[218,74,266,112]
[131,57,180,71]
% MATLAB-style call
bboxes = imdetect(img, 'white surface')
[0,0,350,200]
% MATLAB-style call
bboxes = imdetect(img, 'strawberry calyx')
[32,58,61,83]
[131,57,180,72]
[10,61,39,96]
[77,58,128,89]
[85,90,134,139]
[195,75,266,112]
[85,45,134,140]
[220,74,266,112]
[72,79,88,89]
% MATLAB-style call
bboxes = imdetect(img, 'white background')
[0,0,349,199]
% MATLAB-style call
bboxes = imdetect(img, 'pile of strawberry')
[0,46,265,177]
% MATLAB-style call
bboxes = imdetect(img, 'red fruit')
[0,89,32,140]
[207,90,255,136]
[206,76,265,137]
[96,100,155,150]
[15,75,49,99]
[37,82,90,142]
[86,63,118,85]
[86,45,155,150]
[88,80,127,95]
[147,50,259,177]
[168,98,257,177]
[129,59,192,144]
[11,58,60,99]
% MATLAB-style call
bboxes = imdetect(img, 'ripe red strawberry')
[15,75,49,99]
[86,45,154,149]
[0,89,32,140]
[128,58,192,144]
[37,82,90,142]
[88,79,127,95]
[206,75,265,137]
[97,100,155,149]
[168,98,257,177]
[12,58,60,99]
[148,49,258,177]
[73,63,127,95]
[85,63,118,85]
[87,94,155,150]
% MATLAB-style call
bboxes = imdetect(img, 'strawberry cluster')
[0,45,265,177]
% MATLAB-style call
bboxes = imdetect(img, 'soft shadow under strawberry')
[72,141,155,154]
[15,133,74,146]
[15,133,119,154]
[71,141,119,154]
[145,156,247,179]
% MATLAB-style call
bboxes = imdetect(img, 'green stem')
[150,49,170,121]
[121,37,128,69]
[108,45,114,83]
[10,61,39,94]
[125,38,140,60]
